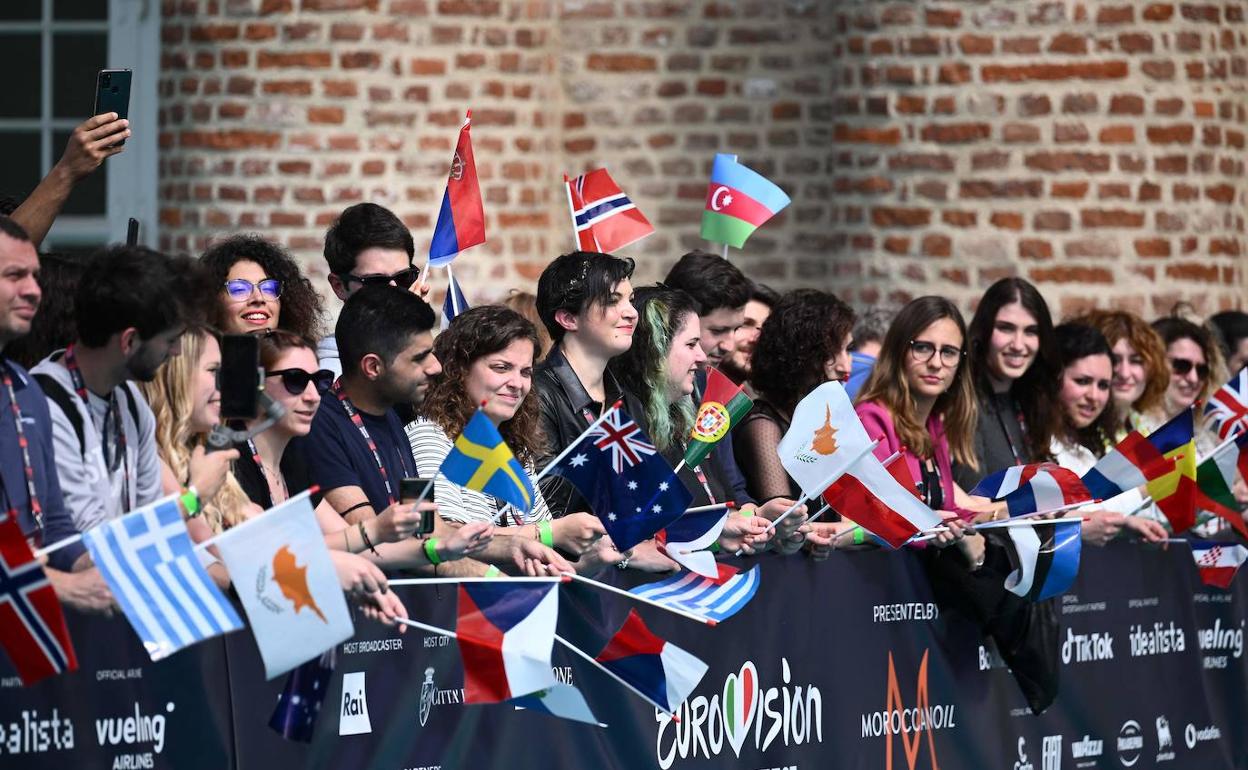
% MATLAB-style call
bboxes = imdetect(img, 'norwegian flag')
[590,411,658,474]
[0,514,77,685]
[564,169,655,253]
[1205,367,1248,440]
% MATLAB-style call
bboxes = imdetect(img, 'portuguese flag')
[684,368,753,468]
[1195,433,1248,538]
[700,153,791,249]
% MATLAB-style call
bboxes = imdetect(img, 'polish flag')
[822,451,942,549]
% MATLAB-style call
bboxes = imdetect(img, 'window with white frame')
[0,0,157,250]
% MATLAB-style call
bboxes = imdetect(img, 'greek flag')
[627,564,759,623]
[83,497,243,661]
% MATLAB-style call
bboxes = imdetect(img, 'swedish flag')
[439,410,535,513]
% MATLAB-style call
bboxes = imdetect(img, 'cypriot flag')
[777,381,875,498]
[215,492,354,678]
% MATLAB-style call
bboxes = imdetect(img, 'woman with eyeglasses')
[200,234,327,341]
[1151,316,1223,423]
[1067,309,1170,439]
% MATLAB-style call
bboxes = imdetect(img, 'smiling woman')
[199,234,326,341]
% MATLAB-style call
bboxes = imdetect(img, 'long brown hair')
[421,305,546,463]
[857,296,979,466]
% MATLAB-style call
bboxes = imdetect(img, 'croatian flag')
[565,169,654,253]
[456,582,558,703]
[971,463,1093,517]
[440,268,470,331]
[511,683,603,726]
[656,505,730,578]
[594,609,707,713]
[1205,367,1248,440]
[822,452,942,549]
[1003,520,1082,602]
[1190,542,1248,589]
[700,153,791,249]
[628,563,760,623]
[0,513,78,685]
[429,110,486,265]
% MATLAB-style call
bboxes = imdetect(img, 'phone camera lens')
[102,73,111,86]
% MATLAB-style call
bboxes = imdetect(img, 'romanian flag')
[439,409,535,513]
[1194,432,1248,538]
[683,368,753,468]
[700,153,791,248]
[429,110,486,265]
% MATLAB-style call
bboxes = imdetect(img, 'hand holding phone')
[93,69,132,147]
[401,478,437,536]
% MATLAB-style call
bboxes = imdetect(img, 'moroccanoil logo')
[859,650,957,770]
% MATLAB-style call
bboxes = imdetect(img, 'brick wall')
[158,1,1248,319]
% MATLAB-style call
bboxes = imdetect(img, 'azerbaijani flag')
[683,367,753,468]
[429,110,486,265]
[1194,432,1248,538]
[1190,542,1248,589]
[1143,410,1198,533]
[700,153,791,249]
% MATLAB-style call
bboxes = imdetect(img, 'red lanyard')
[692,464,717,505]
[63,345,130,507]
[1,362,44,539]
[332,378,404,506]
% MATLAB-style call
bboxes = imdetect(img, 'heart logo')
[722,662,758,757]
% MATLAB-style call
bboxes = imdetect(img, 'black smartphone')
[401,478,437,536]
[218,334,260,420]
[92,69,132,146]
[126,218,139,246]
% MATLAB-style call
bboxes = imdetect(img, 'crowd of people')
[2,116,1247,700]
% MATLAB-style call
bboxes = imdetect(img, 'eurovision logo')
[859,650,957,770]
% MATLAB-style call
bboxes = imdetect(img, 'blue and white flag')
[510,683,603,727]
[441,268,470,331]
[82,497,243,661]
[1004,520,1082,602]
[628,563,759,623]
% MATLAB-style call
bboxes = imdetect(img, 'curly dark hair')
[421,305,546,464]
[199,234,326,341]
[750,289,856,415]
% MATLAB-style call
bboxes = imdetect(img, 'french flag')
[456,583,558,703]
[429,110,486,265]
[971,463,1092,517]
[1190,542,1248,589]
[1081,429,1176,502]
[594,609,707,713]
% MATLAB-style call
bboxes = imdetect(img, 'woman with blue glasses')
[200,234,326,341]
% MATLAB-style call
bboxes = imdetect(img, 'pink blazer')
[854,399,964,517]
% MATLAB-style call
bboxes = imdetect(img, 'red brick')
[308,106,344,124]
[1048,33,1087,54]
[258,51,331,68]
[180,130,281,150]
[959,34,993,54]
[587,53,657,72]
[872,207,932,228]
[1143,3,1174,20]
[1206,184,1236,203]
[925,8,961,27]
[922,234,952,257]
[1019,95,1051,116]
[1066,238,1121,258]
[1099,125,1135,143]
[1030,266,1114,283]
[340,51,381,69]
[1003,124,1041,143]
[834,125,902,145]
[1019,239,1054,260]
[943,211,977,227]
[959,180,1043,199]
[1024,152,1111,173]
[981,61,1128,82]
[1096,5,1134,23]
[1146,124,1194,144]
[1034,211,1072,230]
[302,0,378,8]
[1081,209,1146,228]
[263,79,312,95]
[1051,182,1089,199]
[1135,239,1172,257]
[436,0,500,14]
[920,123,990,143]
[991,212,1024,230]
[1165,263,1219,282]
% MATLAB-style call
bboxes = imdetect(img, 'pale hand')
[552,512,606,556]
[57,113,129,181]
[187,445,239,504]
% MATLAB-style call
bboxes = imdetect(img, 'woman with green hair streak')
[609,285,784,556]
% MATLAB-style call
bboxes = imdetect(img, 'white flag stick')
[684,502,730,515]
[388,576,568,586]
[562,174,581,250]
[758,438,883,536]
[554,633,679,719]
[395,617,457,638]
[562,572,716,626]
[909,515,1088,543]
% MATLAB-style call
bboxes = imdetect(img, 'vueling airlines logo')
[859,650,957,770]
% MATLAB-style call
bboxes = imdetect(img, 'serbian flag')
[656,504,730,578]
[456,583,558,703]
[1190,542,1248,589]
[1004,520,1082,602]
[594,609,707,713]
[822,451,943,549]
[429,110,486,265]
[970,463,1093,517]
[700,153,791,248]
[1195,433,1248,538]
[684,367,753,468]
[565,169,654,253]
[1204,367,1248,440]
[0,514,78,685]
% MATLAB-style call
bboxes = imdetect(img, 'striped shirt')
[405,418,551,526]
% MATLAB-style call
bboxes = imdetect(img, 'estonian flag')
[1003,520,1082,602]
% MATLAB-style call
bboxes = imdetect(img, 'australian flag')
[545,409,691,552]
[268,649,336,742]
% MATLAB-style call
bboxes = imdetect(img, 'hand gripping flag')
[82,497,242,661]
[545,408,691,552]
[822,452,942,549]
[564,169,654,253]
[683,367,753,469]
[440,268,471,331]
[594,609,707,713]
[1080,410,1195,530]
[269,649,336,742]
[457,582,558,703]
[0,513,77,685]
[1190,542,1248,589]
[1204,367,1248,440]
[700,153,791,248]
[511,683,602,726]
[1003,520,1082,602]
[214,492,353,678]
[429,110,485,265]
[656,505,730,578]
[628,563,760,623]
[1195,433,1248,539]
[440,408,535,513]
[970,463,1093,518]
[777,381,875,498]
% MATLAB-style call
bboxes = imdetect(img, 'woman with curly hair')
[1152,315,1224,423]
[199,234,327,341]
[1070,309,1170,439]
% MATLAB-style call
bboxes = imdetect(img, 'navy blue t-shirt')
[296,396,416,514]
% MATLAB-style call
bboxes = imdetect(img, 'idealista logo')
[654,658,823,769]
[1128,622,1185,658]
[1116,720,1143,767]
[339,672,371,736]
[859,650,956,770]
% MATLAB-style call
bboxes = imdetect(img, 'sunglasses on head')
[1169,357,1210,379]
[224,278,282,301]
[338,267,420,291]
[267,368,334,396]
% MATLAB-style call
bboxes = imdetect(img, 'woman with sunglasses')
[1152,316,1223,424]
[1067,309,1170,440]
[200,234,327,341]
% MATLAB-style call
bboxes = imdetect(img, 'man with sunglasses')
[317,203,428,378]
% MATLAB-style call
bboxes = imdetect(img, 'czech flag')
[594,609,707,713]
[700,153,791,249]
[970,463,1092,517]
[565,169,654,254]
[1190,542,1248,589]
[429,110,486,265]
[456,583,558,703]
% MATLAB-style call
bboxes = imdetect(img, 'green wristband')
[180,486,201,517]
[483,565,502,578]
[538,520,555,548]
[424,537,443,565]
[852,526,865,545]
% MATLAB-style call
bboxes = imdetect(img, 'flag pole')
[388,576,569,586]
[757,438,882,536]
[395,617,457,638]
[553,634,681,720]
[562,174,580,250]
[684,502,730,515]
[446,264,461,315]
[908,516,1089,544]
[562,572,716,626]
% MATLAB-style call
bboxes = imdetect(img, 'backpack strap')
[121,382,143,435]
[32,373,86,460]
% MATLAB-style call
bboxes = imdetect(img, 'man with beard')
[34,244,206,532]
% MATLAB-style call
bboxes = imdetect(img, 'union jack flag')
[0,514,77,685]
[564,169,654,254]
[1205,367,1248,440]
[590,411,658,473]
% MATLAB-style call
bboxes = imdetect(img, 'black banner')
[4,542,1245,769]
